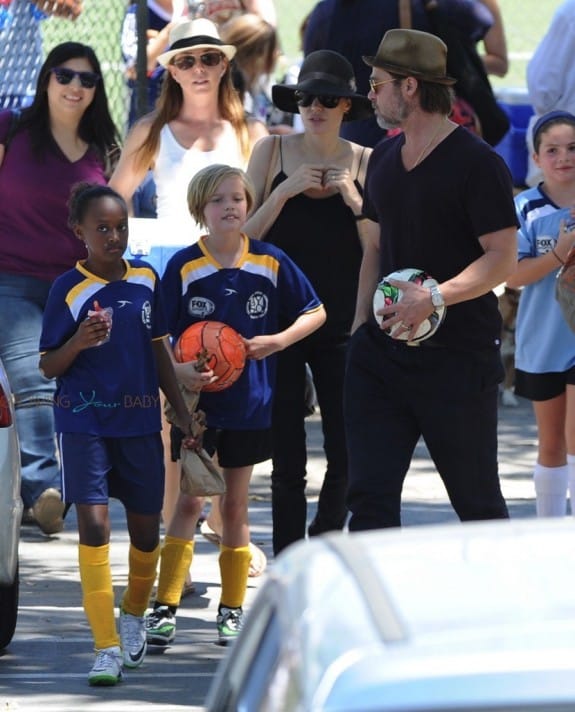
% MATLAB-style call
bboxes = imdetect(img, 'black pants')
[271,337,349,555]
[344,324,509,530]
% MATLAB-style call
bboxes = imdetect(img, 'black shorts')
[515,366,575,401]
[170,425,272,468]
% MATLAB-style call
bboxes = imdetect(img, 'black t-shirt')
[363,126,517,350]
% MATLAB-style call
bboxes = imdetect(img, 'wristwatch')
[429,285,445,308]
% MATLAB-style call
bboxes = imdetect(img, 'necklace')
[410,118,447,169]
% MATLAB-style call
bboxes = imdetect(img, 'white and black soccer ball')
[372,267,446,342]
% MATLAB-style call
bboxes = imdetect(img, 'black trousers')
[344,324,509,531]
[271,336,349,555]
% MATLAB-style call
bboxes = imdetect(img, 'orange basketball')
[174,321,246,392]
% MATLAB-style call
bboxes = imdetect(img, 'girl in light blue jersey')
[508,110,575,517]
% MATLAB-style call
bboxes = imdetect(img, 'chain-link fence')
[0,0,564,140]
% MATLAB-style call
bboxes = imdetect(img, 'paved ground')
[0,394,539,710]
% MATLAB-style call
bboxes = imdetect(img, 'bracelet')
[551,247,565,265]
[354,214,366,221]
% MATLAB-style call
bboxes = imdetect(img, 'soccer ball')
[372,267,446,342]
[174,321,246,392]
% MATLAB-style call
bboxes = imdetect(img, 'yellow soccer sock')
[219,545,251,609]
[79,543,120,650]
[121,543,160,617]
[155,536,194,608]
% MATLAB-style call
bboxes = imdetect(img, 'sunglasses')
[368,77,397,93]
[294,91,342,109]
[50,67,100,89]
[171,52,224,71]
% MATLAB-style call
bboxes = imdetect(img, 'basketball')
[174,321,246,392]
[372,267,446,343]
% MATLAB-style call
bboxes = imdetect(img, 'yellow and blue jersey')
[162,234,323,430]
[40,259,168,436]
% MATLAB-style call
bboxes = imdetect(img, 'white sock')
[533,463,568,517]
[566,454,575,517]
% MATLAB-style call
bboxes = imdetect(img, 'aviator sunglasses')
[50,67,100,89]
[171,52,224,71]
[294,91,342,109]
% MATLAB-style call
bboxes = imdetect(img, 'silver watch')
[430,285,445,308]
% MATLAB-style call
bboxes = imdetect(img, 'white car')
[206,518,575,711]
[0,357,22,650]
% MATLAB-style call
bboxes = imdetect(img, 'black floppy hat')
[272,50,373,122]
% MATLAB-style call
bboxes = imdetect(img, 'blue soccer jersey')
[40,259,168,436]
[161,234,323,429]
[515,185,575,373]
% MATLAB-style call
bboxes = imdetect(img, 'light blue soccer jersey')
[161,234,323,430]
[40,259,168,435]
[515,186,575,373]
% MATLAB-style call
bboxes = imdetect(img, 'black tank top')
[264,140,364,341]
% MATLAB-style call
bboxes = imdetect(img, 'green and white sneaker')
[146,605,176,646]
[217,606,243,645]
[88,645,123,686]
[119,609,147,668]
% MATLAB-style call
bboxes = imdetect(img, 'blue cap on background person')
[532,110,575,147]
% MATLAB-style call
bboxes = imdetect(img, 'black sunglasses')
[50,67,100,89]
[171,52,224,71]
[294,91,342,109]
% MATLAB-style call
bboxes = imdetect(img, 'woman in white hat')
[111,17,266,240]
[109,17,267,626]
[244,50,380,555]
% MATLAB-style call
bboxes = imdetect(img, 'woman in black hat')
[244,49,379,555]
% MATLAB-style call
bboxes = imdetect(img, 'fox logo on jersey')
[188,297,215,318]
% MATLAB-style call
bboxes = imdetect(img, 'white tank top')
[153,122,245,245]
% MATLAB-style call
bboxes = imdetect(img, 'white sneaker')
[501,389,519,408]
[119,608,147,668]
[88,645,123,686]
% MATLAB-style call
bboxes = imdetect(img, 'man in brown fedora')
[344,28,517,530]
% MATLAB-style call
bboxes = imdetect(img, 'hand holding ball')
[174,321,246,392]
[372,268,446,343]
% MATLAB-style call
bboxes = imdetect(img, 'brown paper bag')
[164,386,226,497]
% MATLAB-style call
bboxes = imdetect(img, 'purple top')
[0,110,107,282]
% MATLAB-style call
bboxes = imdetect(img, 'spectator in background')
[0,0,83,109]
[303,0,425,147]
[202,0,276,27]
[526,0,575,187]
[121,1,186,129]
[220,12,293,134]
[478,0,507,78]
[0,41,121,535]
[304,0,508,148]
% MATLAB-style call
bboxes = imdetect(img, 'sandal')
[200,521,267,577]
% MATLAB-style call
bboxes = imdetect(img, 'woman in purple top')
[0,41,120,535]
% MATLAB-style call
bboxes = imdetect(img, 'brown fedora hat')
[363,29,455,86]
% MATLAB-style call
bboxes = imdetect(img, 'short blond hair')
[187,164,256,227]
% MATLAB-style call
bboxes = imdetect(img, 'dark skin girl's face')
[73,195,128,281]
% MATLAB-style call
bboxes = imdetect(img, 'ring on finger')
[401,322,412,329]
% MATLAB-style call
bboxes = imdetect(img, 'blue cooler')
[494,88,534,187]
